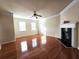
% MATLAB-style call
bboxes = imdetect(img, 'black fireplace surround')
[61,28,72,47]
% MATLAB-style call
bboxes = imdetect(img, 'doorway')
[76,22,79,49]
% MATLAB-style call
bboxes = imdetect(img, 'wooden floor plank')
[0,35,79,59]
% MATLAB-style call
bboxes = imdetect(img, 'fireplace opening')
[61,28,72,47]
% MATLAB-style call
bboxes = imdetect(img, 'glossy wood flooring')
[0,35,79,59]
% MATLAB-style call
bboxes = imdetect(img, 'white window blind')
[19,21,26,31]
[31,22,36,30]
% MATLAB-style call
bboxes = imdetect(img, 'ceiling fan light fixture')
[32,11,42,19]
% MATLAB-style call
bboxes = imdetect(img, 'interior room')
[0,0,79,59]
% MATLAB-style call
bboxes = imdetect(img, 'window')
[21,41,28,52]
[41,35,47,44]
[32,38,37,48]
[39,20,46,35]
[31,22,36,30]
[19,21,26,31]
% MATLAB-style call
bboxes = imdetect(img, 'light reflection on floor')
[21,41,28,52]
[32,38,37,48]
[41,35,47,45]
[20,35,47,53]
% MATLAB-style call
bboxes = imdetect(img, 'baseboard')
[1,40,16,45]
[16,34,38,39]
[46,34,60,39]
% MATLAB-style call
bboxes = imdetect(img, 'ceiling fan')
[32,11,42,19]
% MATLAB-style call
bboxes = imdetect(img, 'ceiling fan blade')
[37,15,42,17]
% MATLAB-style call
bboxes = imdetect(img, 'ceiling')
[0,0,73,19]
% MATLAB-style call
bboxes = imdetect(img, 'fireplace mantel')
[60,23,76,28]
[60,23,78,48]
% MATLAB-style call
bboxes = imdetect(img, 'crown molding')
[13,0,79,20]
[60,0,79,15]
[46,14,60,20]
[46,0,79,20]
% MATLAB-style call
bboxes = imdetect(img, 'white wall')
[14,18,38,38]
[0,11,15,44]
[46,15,60,38]
[60,0,79,24]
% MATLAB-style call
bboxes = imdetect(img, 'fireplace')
[61,28,72,47]
[60,23,77,48]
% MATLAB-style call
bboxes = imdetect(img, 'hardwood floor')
[0,42,17,59]
[0,35,79,59]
